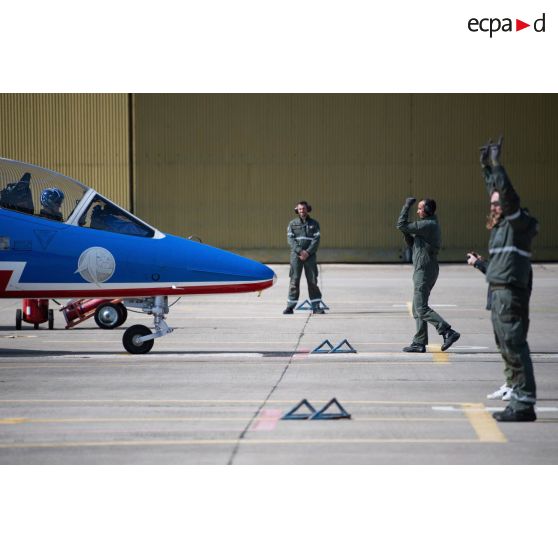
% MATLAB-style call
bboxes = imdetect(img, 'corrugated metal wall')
[0,94,130,209]
[133,93,558,262]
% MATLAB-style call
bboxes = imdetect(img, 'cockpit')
[0,158,158,239]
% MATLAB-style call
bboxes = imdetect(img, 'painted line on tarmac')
[0,398,514,407]
[0,415,469,425]
[0,438,494,450]
[427,344,449,363]
[433,405,558,413]
[405,302,413,318]
[460,403,507,443]
[394,304,457,310]
[250,409,283,431]
[448,346,489,350]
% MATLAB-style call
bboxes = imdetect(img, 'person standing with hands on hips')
[477,136,538,422]
[396,196,460,353]
[283,201,325,315]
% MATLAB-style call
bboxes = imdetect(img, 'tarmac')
[1,263,557,464]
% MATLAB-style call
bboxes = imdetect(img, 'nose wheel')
[122,324,155,354]
[121,295,173,354]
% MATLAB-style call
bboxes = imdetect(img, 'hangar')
[1,93,557,261]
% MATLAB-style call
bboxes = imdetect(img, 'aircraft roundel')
[76,246,116,284]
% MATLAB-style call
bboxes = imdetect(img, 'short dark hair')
[422,198,436,216]
[295,201,312,213]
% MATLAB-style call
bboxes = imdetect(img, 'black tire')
[48,309,54,330]
[122,324,154,354]
[115,303,128,327]
[34,323,39,330]
[16,309,22,330]
[94,302,124,329]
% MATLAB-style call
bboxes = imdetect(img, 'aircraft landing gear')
[121,295,173,354]
[123,324,154,354]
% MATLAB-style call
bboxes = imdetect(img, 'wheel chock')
[296,300,330,311]
[311,339,334,353]
[331,339,357,353]
[310,398,351,420]
[281,398,317,420]
[295,299,312,310]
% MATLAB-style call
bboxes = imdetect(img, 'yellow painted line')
[0,399,493,406]
[0,438,493,450]
[461,403,507,443]
[406,301,413,318]
[0,418,28,424]
[0,416,468,425]
[0,361,449,370]
[428,344,450,363]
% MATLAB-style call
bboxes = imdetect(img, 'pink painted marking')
[251,409,283,431]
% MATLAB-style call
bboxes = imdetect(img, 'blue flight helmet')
[40,187,65,214]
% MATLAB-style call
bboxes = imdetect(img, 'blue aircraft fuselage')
[0,159,275,300]
[0,208,275,298]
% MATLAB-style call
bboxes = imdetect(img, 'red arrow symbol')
[516,19,531,31]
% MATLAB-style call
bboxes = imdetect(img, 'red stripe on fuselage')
[0,278,275,299]
[0,270,14,292]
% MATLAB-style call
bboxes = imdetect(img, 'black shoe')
[492,406,537,422]
[312,308,325,314]
[402,343,426,353]
[441,329,460,351]
[283,307,294,315]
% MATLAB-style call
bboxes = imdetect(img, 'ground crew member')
[478,137,538,422]
[467,250,513,401]
[396,197,460,352]
[283,201,324,314]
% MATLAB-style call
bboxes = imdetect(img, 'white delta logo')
[76,246,116,284]
[468,13,546,38]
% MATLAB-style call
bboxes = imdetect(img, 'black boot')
[312,303,325,314]
[493,406,536,422]
[283,307,294,315]
[441,329,460,351]
[402,343,426,353]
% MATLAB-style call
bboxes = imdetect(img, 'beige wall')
[133,94,558,262]
[0,93,130,209]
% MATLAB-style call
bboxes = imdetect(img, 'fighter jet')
[0,157,276,353]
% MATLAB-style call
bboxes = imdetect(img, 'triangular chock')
[310,398,351,420]
[331,339,357,353]
[296,299,312,310]
[311,339,334,353]
[516,19,530,32]
[281,398,317,420]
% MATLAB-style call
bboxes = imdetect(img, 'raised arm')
[481,136,536,235]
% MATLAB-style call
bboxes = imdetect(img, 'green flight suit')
[473,258,533,390]
[483,165,538,411]
[397,204,452,345]
[286,215,322,309]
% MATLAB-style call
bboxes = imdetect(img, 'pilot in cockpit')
[40,187,65,221]
[89,198,151,236]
